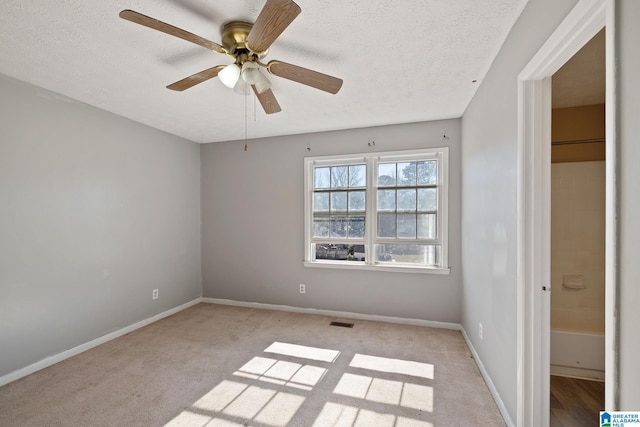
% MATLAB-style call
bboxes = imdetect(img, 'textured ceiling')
[0,0,530,143]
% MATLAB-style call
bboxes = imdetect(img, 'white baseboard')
[0,298,201,388]
[201,297,461,330]
[550,364,605,382]
[461,327,514,427]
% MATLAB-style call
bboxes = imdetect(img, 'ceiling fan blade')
[167,66,225,91]
[246,0,301,53]
[267,60,343,94]
[252,86,282,114]
[119,10,227,55]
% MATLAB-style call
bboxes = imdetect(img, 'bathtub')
[550,329,605,381]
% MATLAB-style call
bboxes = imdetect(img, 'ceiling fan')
[119,0,343,114]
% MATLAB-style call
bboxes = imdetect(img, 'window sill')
[303,261,451,275]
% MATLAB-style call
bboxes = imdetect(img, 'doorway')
[516,0,615,425]
[549,29,606,424]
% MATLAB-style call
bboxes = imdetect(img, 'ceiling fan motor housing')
[221,21,267,62]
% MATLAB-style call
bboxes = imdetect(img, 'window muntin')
[305,148,448,272]
[375,160,438,242]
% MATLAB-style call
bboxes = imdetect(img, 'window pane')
[397,214,417,238]
[397,162,417,186]
[375,244,440,266]
[378,163,396,186]
[417,214,437,239]
[349,191,366,212]
[397,189,416,211]
[313,218,330,237]
[377,213,396,238]
[349,165,366,188]
[331,166,349,188]
[417,188,437,211]
[314,243,365,262]
[417,161,437,185]
[330,192,348,212]
[313,192,329,212]
[350,244,366,261]
[314,243,332,260]
[330,217,347,238]
[377,189,396,211]
[314,167,330,189]
[348,216,365,238]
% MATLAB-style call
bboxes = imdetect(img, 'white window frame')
[304,147,450,274]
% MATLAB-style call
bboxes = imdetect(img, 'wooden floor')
[550,375,605,426]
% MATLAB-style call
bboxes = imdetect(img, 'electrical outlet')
[479,322,483,340]
[152,289,159,300]
[299,284,306,294]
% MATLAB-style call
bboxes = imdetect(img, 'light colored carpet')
[0,303,505,426]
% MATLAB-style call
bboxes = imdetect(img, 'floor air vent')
[330,321,354,328]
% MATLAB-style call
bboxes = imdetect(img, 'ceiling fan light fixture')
[241,62,261,85]
[219,63,241,88]
[233,78,251,95]
[254,70,272,94]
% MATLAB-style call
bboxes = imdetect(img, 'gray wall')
[460,0,579,420]
[0,75,202,378]
[201,120,462,323]
[616,0,640,409]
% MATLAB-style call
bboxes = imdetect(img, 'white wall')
[461,0,579,420]
[201,120,462,323]
[616,0,640,410]
[0,74,202,378]
[551,161,605,333]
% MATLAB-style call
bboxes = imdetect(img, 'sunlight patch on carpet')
[312,402,434,427]
[333,373,433,412]
[205,419,246,427]
[173,379,305,427]
[193,380,248,413]
[222,385,275,419]
[234,356,327,390]
[350,353,434,379]
[164,410,212,427]
[264,342,340,362]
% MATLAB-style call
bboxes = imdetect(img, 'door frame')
[516,0,615,425]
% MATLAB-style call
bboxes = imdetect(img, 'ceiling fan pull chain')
[244,90,249,152]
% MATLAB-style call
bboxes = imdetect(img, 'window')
[304,148,449,273]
